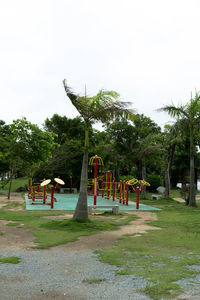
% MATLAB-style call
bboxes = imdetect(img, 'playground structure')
[88,155,103,205]
[88,155,150,209]
[28,177,65,208]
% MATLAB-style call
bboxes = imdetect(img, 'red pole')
[94,156,98,205]
[102,175,104,198]
[51,186,54,208]
[126,183,129,205]
[43,185,46,204]
[107,171,110,199]
[123,181,125,204]
[113,178,115,201]
[136,186,139,209]
[32,187,35,203]
[119,180,122,203]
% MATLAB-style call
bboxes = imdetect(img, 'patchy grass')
[82,278,106,284]
[0,207,137,249]
[115,269,134,275]
[0,257,20,264]
[1,177,27,192]
[6,222,21,227]
[96,199,200,299]
[3,202,24,209]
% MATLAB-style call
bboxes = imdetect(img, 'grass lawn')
[96,197,200,299]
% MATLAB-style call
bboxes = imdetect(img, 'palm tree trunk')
[189,125,196,207]
[164,143,175,198]
[164,164,170,198]
[73,124,89,220]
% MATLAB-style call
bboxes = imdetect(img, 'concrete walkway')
[173,197,185,203]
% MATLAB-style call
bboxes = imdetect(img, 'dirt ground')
[2,194,199,300]
[0,194,159,251]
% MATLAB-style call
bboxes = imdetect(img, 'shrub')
[146,174,162,192]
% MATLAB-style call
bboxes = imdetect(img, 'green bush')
[146,174,162,192]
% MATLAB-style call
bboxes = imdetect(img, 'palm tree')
[63,79,134,219]
[159,91,200,207]
[162,120,181,198]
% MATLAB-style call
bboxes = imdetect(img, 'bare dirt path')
[52,211,160,252]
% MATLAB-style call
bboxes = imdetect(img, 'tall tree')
[161,123,182,198]
[159,91,200,206]
[0,120,10,179]
[44,114,86,145]
[7,118,55,199]
[63,80,134,220]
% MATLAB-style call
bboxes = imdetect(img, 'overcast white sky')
[1,0,200,129]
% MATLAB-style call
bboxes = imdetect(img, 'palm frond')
[63,80,135,123]
[187,91,200,119]
[63,79,90,120]
[89,98,135,123]
[157,104,188,119]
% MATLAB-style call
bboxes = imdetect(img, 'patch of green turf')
[115,269,134,275]
[96,201,200,299]
[3,202,24,209]
[6,222,20,227]
[0,257,20,264]
[82,278,106,284]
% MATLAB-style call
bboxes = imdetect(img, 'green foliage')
[160,91,200,206]
[9,117,55,166]
[34,138,84,187]
[146,174,162,192]
[44,114,86,145]
[0,117,56,200]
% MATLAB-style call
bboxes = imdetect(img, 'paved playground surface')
[25,193,160,211]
